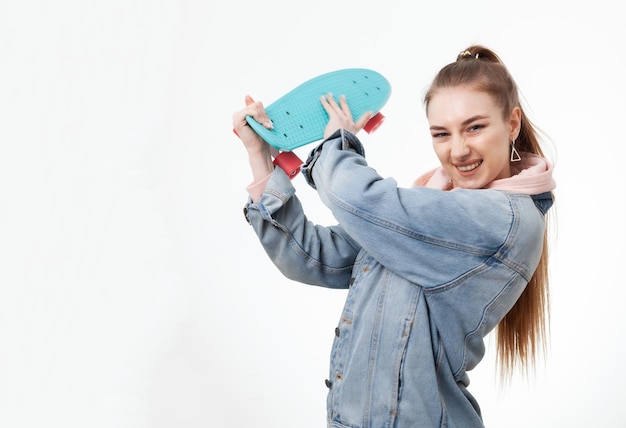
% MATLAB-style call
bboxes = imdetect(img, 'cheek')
[495,138,511,161]
[487,141,512,175]
[482,133,509,160]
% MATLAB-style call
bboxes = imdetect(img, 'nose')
[450,135,470,160]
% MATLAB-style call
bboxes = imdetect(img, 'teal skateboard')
[243,68,391,178]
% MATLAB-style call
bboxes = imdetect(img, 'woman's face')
[427,85,520,189]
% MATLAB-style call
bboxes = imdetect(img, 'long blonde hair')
[424,45,552,378]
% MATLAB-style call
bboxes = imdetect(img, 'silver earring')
[510,140,521,162]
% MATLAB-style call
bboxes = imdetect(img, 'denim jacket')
[243,130,554,428]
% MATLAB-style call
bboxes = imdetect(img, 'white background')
[1,1,624,427]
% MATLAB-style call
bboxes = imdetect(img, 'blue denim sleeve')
[302,129,365,190]
[244,166,361,289]
[304,130,526,287]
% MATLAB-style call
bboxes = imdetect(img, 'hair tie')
[459,50,480,59]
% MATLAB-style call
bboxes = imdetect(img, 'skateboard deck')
[246,68,391,152]
[239,68,391,178]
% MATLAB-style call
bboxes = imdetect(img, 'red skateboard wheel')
[273,151,302,179]
[363,112,385,134]
[234,128,302,179]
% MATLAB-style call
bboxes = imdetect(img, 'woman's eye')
[432,132,448,139]
[468,124,484,132]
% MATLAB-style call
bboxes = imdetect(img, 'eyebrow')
[429,115,489,131]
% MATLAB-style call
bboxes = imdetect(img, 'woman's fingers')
[338,95,354,121]
[321,93,371,135]
[238,95,273,129]
[354,110,373,131]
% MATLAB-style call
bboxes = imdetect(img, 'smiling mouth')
[457,160,483,172]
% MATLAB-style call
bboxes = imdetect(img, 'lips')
[457,160,482,172]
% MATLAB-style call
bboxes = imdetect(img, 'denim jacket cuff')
[302,129,365,189]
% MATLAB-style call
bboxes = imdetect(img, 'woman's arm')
[244,168,361,289]
[234,95,361,288]
[232,95,277,202]
[303,133,514,288]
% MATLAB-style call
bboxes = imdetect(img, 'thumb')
[245,95,255,106]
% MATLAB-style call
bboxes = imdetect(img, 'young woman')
[233,45,556,427]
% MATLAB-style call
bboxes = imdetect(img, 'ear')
[509,107,522,141]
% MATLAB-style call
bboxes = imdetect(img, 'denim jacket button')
[242,207,251,224]
[325,379,332,388]
[349,277,355,286]
[335,327,340,337]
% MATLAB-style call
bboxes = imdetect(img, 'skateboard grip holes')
[284,111,291,138]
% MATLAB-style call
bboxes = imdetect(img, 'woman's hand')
[233,95,278,182]
[232,95,276,156]
[320,94,372,139]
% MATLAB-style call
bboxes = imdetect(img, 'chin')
[454,177,487,190]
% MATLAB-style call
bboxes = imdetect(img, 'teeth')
[458,161,481,172]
